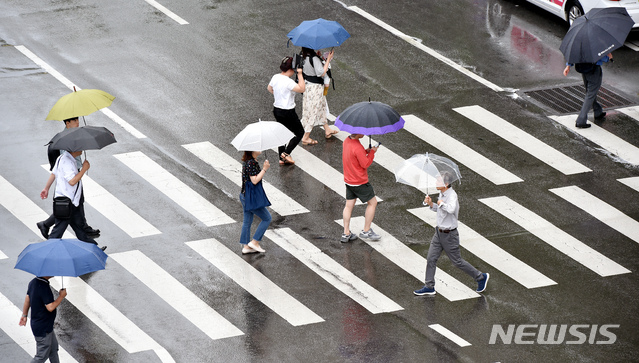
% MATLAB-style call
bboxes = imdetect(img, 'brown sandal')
[280,153,295,165]
[302,139,318,145]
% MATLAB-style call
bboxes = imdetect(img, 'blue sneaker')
[413,286,436,296]
[477,273,490,292]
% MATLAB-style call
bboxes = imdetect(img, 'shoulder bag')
[243,180,271,212]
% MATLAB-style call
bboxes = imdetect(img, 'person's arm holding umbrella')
[67,152,90,187]
[249,159,270,185]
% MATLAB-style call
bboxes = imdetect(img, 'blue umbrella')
[15,239,108,279]
[287,18,350,50]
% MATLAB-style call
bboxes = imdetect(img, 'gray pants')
[32,330,59,363]
[425,228,482,289]
[576,65,604,126]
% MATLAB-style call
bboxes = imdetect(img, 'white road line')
[549,115,639,165]
[144,0,189,25]
[336,217,481,301]
[48,277,175,362]
[110,250,244,339]
[624,41,639,51]
[618,106,639,122]
[0,250,7,259]
[114,151,235,226]
[40,165,161,238]
[479,196,630,277]
[618,176,639,192]
[14,45,147,139]
[402,115,524,185]
[183,142,309,216]
[454,105,591,175]
[265,228,404,314]
[0,174,73,239]
[429,324,472,347]
[185,238,325,326]
[550,186,639,245]
[346,6,504,92]
[408,207,556,289]
[0,292,78,362]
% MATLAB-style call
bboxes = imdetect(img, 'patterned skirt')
[301,82,327,132]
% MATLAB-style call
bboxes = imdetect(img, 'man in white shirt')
[48,150,105,250]
[414,172,488,296]
[267,56,305,165]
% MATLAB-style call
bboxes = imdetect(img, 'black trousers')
[273,107,304,158]
[48,202,97,245]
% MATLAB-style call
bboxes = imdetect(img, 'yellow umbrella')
[45,88,115,121]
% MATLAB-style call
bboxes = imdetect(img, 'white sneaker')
[359,228,381,241]
[248,241,266,253]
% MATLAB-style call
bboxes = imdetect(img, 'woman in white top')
[299,47,337,145]
[267,56,306,165]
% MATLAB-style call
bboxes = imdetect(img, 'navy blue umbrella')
[15,239,108,279]
[287,18,350,50]
[560,7,634,64]
[335,100,405,148]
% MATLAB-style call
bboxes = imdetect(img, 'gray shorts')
[345,183,375,203]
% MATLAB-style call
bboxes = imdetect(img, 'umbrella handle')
[369,136,372,149]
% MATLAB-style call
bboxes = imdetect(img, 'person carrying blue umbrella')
[19,276,67,363]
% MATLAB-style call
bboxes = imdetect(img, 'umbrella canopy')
[231,120,295,151]
[48,126,116,152]
[335,100,405,135]
[287,18,350,50]
[394,153,462,195]
[560,7,634,64]
[15,238,108,277]
[46,88,115,121]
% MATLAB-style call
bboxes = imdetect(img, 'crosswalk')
[1,103,638,359]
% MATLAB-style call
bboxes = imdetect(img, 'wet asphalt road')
[1,0,639,362]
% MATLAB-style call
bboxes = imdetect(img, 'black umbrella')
[334,100,405,147]
[49,126,116,152]
[560,7,634,64]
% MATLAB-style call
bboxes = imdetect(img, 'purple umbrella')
[335,100,405,147]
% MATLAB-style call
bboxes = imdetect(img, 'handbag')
[52,183,79,220]
[53,196,73,219]
[243,180,271,212]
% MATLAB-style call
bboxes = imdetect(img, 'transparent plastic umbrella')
[394,153,461,195]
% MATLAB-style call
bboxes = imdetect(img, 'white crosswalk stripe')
[0,292,77,362]
[185,238,325,326]
[549,115,639,165]
[114,151,234,226]
[550,186,639,245]
[265,228,403,314]
[618,106,639,121]
[110,250,244,339]
[183,141,309,216]
[454,105,591,175]
[0,174,73,239]
[407,207,557,289]
[402,114,524,185]
[40,165,161,238]
[429,324,472,347]
[48,277,175,362]
[336,217,481,301]
[479,196,631,277]
[618,176,639,192]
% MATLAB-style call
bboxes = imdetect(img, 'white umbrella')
[394,153,461,195]
[231,120,294,151]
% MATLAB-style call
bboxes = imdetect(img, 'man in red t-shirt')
[341,134,381,242]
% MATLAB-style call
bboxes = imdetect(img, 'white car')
[525,0,639,28]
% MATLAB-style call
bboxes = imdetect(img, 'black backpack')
[574,63,595,74]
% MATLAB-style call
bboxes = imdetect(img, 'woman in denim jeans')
[239,151,271,254]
